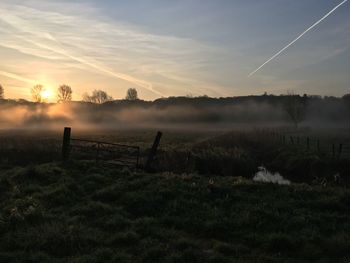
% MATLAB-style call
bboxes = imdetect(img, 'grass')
[1,129,349,183]
[1,162,350,262]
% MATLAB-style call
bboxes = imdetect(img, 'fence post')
[145,131,163,172]
[332,143,335,158]
[96,143,101,163]
[290,136,294,145]
[62,127,71,162]
[317,139,320,153]
[136,147,140,168]
[307,137,310,151]
[338,144,343,159]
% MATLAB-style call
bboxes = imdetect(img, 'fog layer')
[0,96,349,131]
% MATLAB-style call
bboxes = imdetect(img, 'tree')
[58,85,73,102]
[0,84,4,99]
[284,91,307,129]
[31,85,44,103]
[343,94,350,100]
[125,88,138,100]
[343,94,350,112]
[82,90,113,104]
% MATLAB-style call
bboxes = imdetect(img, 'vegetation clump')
[0,162,350,262]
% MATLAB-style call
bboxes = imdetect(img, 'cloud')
[0,70,37,85]
[0,1,223,97]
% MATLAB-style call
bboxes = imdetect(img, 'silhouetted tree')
[343,94,350,105]
[125,88,138,100]
[83,90,113,104]
[58,85,73,102]
[82,93,92,103]
[0,84,4,99]
[31,85,44,103]
[284,91,307,129]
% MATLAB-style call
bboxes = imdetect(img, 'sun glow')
[40,88,54,101]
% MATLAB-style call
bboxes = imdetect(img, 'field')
[1,128,350,262]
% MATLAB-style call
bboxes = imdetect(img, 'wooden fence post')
[96,143,101,163]
[332,143,335,158]
[290,136,294,145]
[307,137,310,151]
[317,140,320,153]
[145,131,163,172]
[62,127,71,162]
[136,147,140,168]
[338,144,343,159]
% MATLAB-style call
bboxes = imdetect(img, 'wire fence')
[62,127,162,171]
[70,138,140,167]
[256,129,350,159]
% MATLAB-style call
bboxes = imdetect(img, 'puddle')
[253,166,291,185]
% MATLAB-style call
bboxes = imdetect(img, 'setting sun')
[40,88,54,101]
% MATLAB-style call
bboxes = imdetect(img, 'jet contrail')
[0,18,164,97]
[249,0,349,77]
[0,70,38,84]
[20,38,165,97]
[23,38,165,97]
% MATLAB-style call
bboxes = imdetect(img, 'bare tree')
[284,91,307,129]
[82,93,93,103]
[58,85,73,102]
[82,90,113,104]
[125,88,138,100]
[31,85,44,103]
[0,84,4,99]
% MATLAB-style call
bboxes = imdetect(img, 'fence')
[257,129,350,159]
[62,127,162,170]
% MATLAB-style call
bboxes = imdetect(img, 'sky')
[0,0,349,101]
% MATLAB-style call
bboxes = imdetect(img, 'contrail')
[249,0,349,77]
[21,38,165,97]
[0,18,164,97]
[23,38,165,97]
[0,70,38,84]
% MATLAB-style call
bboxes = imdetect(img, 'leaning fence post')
[145,131,163,172]
[62,127,71,162]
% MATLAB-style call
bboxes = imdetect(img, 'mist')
[0,95,349,131]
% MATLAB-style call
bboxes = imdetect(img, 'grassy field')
[1,128,350,262]
[1,128,349,183]
[1,162,350,262]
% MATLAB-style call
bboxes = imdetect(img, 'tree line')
[1,83,350,128]
[0,84,139,103]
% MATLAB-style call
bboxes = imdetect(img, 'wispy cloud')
[0,1,222,97]
[0,69,37,85]
[1,1,349,99]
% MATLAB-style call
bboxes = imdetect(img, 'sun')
[40,88,54,101]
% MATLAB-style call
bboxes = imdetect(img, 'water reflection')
[253,166,291,185]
